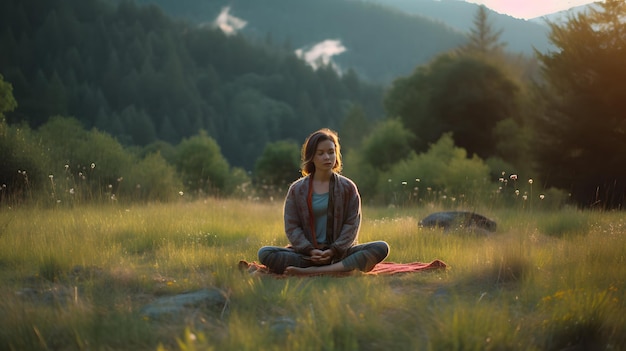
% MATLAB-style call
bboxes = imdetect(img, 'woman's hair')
[301,128,342,176]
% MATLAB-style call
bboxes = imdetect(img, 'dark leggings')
[257,241,390,274]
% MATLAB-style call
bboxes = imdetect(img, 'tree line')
[0,0,383,171]
[1,0,625,209]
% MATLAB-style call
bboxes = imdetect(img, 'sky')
[464,0,599,19]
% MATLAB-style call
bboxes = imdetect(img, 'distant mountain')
[135,0,468,84]
[529,3,597,25]
[136,0,569,84]
[362,0,553,54]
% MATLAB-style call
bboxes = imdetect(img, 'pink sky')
[465,0,599,19]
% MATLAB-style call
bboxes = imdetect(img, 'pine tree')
[533,0,626,208]
[459,5,506,57]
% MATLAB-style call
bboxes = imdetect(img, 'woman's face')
[313,139,336,173]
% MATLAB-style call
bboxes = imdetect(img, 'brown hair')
[301,128,342,176]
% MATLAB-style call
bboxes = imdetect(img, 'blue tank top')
[311,192,329,245]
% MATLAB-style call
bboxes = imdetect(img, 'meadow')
[0,198,624,350]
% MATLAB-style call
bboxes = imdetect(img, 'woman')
[258,128,389,275]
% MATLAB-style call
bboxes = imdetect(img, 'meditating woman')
[258,128,389,275]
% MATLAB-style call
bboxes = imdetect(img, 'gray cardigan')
[283,172,361,260]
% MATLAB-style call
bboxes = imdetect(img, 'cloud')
[214,7,247,35]
[295,39,347,72]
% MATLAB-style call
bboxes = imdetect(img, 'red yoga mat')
[239,259,447,277]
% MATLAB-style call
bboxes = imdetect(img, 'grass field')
[0,198,624,350]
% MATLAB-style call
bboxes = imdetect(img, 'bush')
[0,121,47,204]
[380,133,491,207]
[254,140,300,197]
[121,152,184,202]
[36,117,133,203]
[175,131,231,196]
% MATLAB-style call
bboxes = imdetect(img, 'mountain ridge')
[138,0,578,84]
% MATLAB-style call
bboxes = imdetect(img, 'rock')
[269,316,296,336]
[16,285,75,306]
[419,211,496,233]
[140,288,228,319]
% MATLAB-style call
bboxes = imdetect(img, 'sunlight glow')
[464,0,599,19]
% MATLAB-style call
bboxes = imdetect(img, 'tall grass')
[0,199,624,350]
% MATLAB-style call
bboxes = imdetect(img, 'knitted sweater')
[283,173,361,260]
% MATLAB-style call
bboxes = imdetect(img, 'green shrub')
[36,116,133,204]
[175,131,231,196]
[121,152,183,202]
[0,121,47,204]
[381,133,491,207]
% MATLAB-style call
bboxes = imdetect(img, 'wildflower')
[539,194,545,200]
[179,191,184,196]
[387,178,392,183]
[523,195,528,200]
[401,181,407,185]
[49,174,54,179]
[90,163,96,169]
[528,179,533,184]
[64,164,69,170]
[515,189,520,196]
[415,178,420,182]
[510,174,518,180]
[69,188,75,195]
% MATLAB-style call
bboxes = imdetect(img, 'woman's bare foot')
[284,262,355,276]
[284,266,316,276]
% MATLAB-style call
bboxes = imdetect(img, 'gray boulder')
[140,288,228,319]
[419,211,496,233]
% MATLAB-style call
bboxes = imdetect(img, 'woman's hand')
[308,249,334,265]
